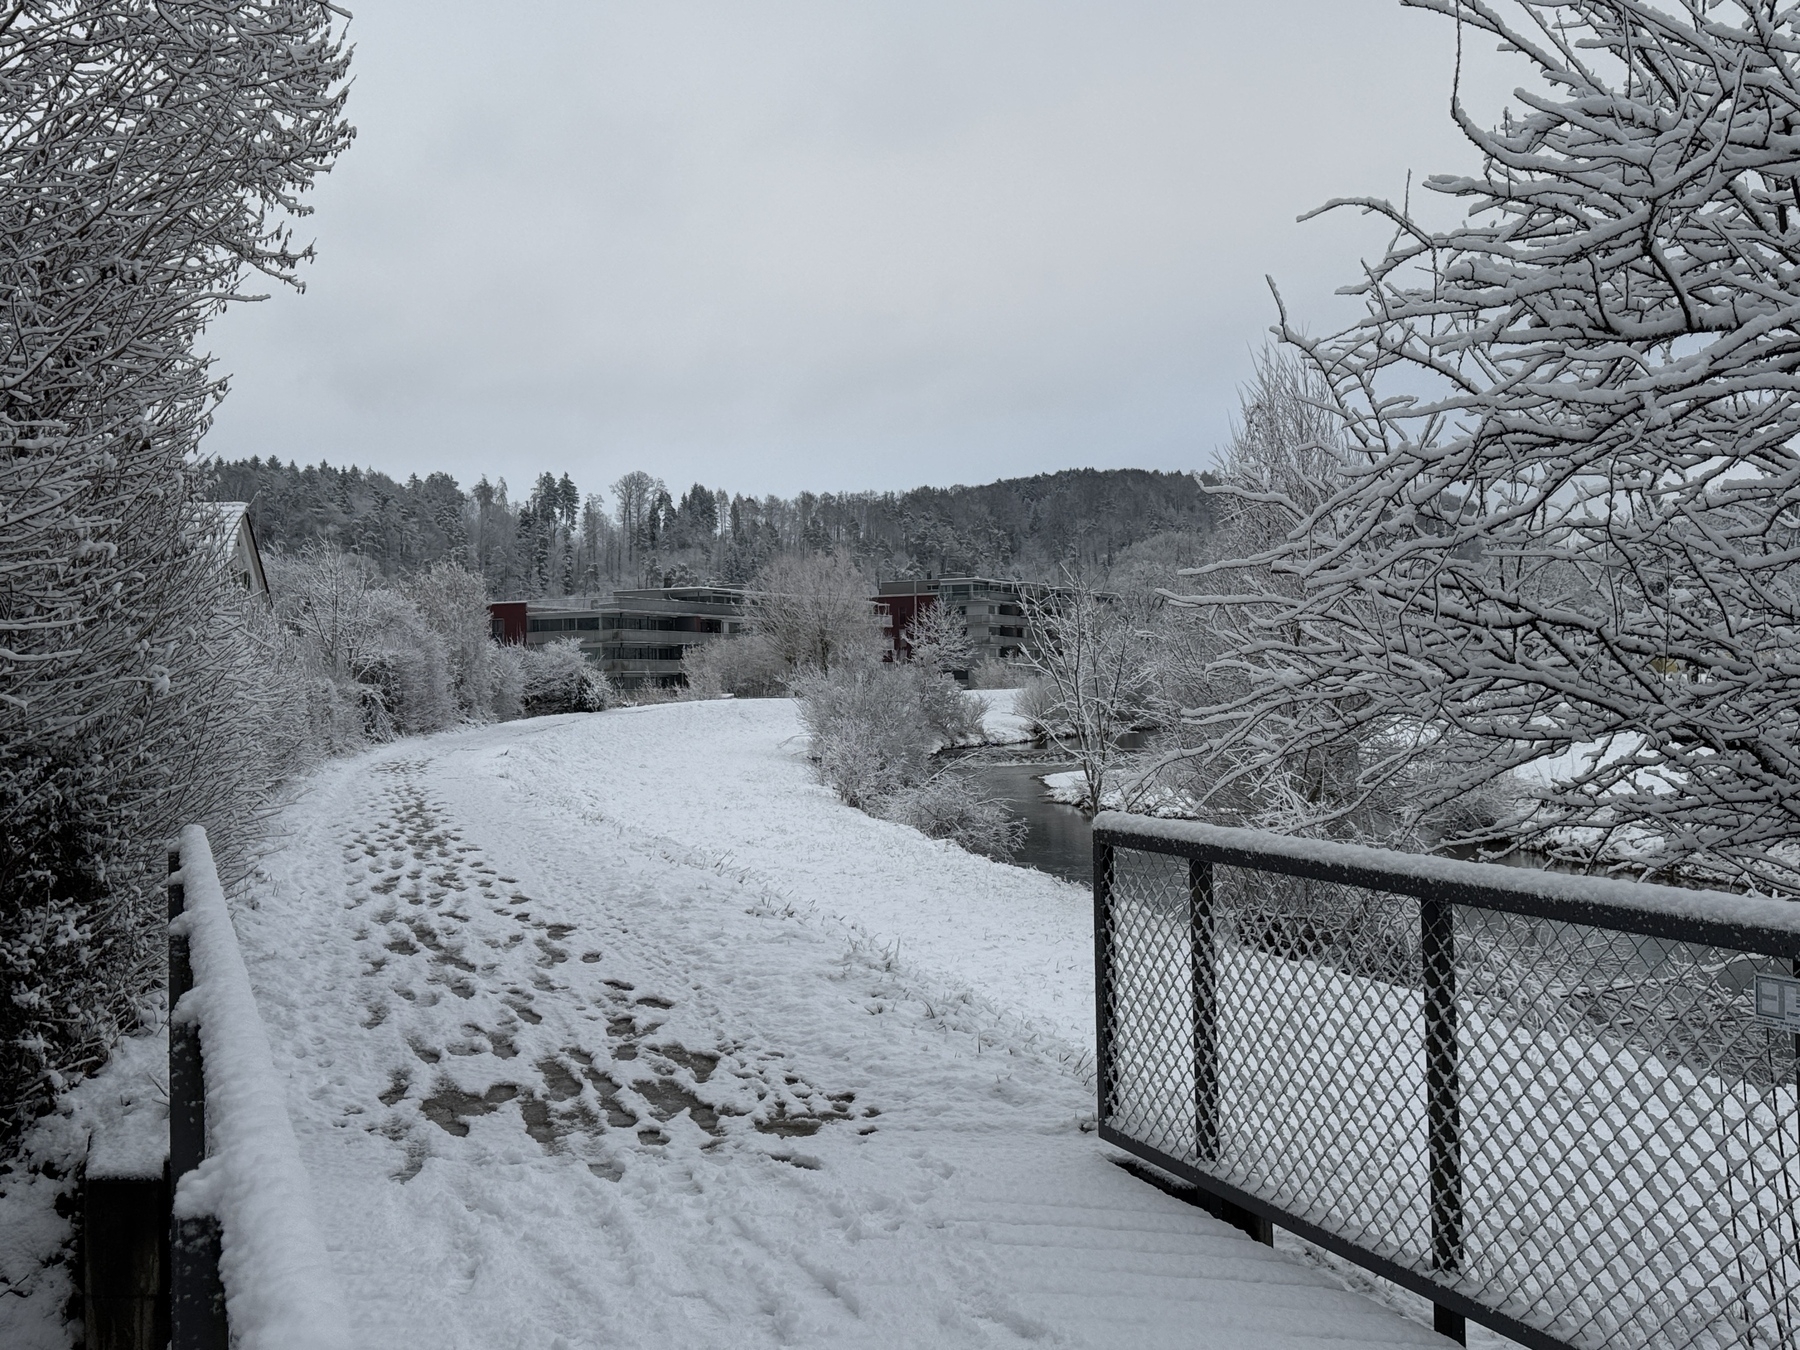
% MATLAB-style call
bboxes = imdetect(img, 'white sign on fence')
[1754,973,1800,1032]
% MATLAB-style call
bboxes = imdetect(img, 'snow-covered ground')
[10,698,1451,1349]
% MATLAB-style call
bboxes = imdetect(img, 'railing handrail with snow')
[167,826,347,1350]
[1093,812,1800,1350]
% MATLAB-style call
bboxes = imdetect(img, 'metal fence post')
[167,847,227,1350]
[1094,838,1116,1129]
[1190,859,1217,1162]
[1422,894,1465,1345]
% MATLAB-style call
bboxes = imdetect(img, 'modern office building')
[875,576,1051,672]
[492,575,1059,690]
[489,586,747,690]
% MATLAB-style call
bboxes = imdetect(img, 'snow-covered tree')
[902,599,977,678]
[1180,0,1800,890]
[1160,351,1435,836]
[403,561,499,719]
[747,550,885,677]
[1022,575,1160,814]
[0,0,352,1140]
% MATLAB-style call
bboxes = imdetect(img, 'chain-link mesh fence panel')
[1098,840,1800,1350]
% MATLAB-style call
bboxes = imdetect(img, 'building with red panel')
[488,587,746,691]
[876,576,1054,674]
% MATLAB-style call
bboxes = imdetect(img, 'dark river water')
[945,755,1093,885]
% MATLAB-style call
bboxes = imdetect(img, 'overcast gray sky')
[200,1,1514,499]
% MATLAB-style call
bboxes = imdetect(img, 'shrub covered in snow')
[519,639,614,717]
[681,630,788,698]
[968,659,1028,690]
[877,776,1026,861]
[794,663,1017,856]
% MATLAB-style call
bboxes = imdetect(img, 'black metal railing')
[1092,812,1800,1350]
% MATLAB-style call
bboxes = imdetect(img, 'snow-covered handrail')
[169,825,349,1350]
[1092,812,1800,953]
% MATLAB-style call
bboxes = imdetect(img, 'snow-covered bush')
[489,643,528,722]
[0,2,351,1145]
[878,776,1026,861]
[266,546,468,747]
[519,640,613,717]
[968,660,1027,690]
[798,667,937,809]
[681,632,788,698]
[267,546,607,733]
[795,662,1004,854]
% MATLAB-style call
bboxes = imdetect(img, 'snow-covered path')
[237,700,1446,1348]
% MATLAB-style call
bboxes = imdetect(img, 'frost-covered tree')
[1180,0,1800,890]
[403,562,498,719]
[0,0,352,1140]
[1022,575,1160,814]
[748,550,885,677]
[1161,350,1451,836]
[902,599,977,678]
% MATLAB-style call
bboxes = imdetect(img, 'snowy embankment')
[968,685,1040,746]
[163,699,1440,1348]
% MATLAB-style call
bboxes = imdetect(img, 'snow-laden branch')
[1172,1,1800,890]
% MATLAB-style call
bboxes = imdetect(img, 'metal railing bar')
[1190,859,1218,1164]
[1421,896,1465,1345]
[1093,839,1116,1129]
[1093,814,1800,958]
[1097,1125,1574,1350]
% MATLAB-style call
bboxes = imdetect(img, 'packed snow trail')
[236,699,1447,1348]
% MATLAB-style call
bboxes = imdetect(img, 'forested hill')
[206,458,1216,597]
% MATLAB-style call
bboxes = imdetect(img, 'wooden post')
[83,1174,169,1350]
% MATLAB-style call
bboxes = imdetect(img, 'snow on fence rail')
[168,825,348,1350]
[1091,812,1800,1350]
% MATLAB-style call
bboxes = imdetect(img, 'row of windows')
[528,615,723,634]
[602,645,687,662]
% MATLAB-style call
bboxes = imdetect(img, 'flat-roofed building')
[876,576,1054,674]
[490,586,748,691]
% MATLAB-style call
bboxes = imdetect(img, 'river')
[943,752,1093,885]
